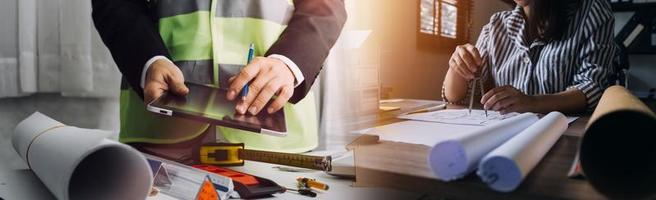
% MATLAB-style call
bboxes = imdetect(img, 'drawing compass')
[468,77,488,117]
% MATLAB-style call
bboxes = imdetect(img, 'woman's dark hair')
[527,0,578,41]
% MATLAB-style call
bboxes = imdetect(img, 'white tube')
[12,112,152,200]
[428,113,539,181]
[477,112,567,192]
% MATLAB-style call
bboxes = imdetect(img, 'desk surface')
[0,155,417,200]
[349,100,606,200]
[0,99,600,200]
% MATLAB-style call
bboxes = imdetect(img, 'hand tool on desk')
[468,54,489,117]
[198,143,332,171]
[468,78,487,117]
[297,177,329,191]
[284,186,317,198]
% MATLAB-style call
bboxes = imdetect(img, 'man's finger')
[167,72,189,96]
[267,85,293,114]
[227,60,262,101]
[236,72,274,114]
[144,84,165,104]
[248,80,280,115]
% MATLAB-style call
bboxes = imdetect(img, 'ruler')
[199,143,332,171]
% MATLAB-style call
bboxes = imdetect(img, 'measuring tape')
[198,143,332,171]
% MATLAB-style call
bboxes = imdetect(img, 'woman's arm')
[443,14,495,104]
[533,89,588,114]
[443,44,481,103]
[481,86,587,114]
[569,0,616,111]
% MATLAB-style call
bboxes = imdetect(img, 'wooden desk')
[350,102,606,200]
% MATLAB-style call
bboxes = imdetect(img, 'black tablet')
[146,82,287,136]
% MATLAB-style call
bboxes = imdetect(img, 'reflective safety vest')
[119,0,318,153]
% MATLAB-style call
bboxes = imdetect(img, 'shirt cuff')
[141,55,172,89]
[568,81,603,111]
[268,54,305,88]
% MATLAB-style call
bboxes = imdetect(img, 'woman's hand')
[226,57,295,115]
[481,85,536,114]
[449,44,483,80]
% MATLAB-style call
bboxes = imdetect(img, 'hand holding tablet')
[147,82,287,136]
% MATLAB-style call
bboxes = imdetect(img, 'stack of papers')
[366,109,569,192]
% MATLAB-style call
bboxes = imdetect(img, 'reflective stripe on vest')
[156,0,292,24]
[119,0,318,153]
[176,61,245,88]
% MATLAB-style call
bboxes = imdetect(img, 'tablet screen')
[148,82,286,134]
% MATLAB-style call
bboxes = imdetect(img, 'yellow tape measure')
[199,143,332,171]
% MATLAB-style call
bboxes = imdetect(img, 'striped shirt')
[445,0,617,110]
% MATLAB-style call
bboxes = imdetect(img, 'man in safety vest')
[92,0,346,163]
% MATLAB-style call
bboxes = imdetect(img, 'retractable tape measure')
[198,143,332,171]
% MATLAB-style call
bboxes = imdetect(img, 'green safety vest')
[119,0,318,153]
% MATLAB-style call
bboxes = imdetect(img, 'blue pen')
[241,43,255,100]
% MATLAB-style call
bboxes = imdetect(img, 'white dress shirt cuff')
[141,55,171,89]
[268,54,305,88]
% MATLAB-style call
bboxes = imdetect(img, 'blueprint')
[398,109,519,126]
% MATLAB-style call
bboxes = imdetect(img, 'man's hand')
[226,57,295,115]
[481,85,536,114]
[143,59,189,104]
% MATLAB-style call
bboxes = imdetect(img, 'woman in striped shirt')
[443,0,616,114]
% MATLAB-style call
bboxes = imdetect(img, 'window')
[418,0,470,51]
[440,2,458,38]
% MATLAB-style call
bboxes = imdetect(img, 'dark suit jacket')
[92,0,347,103]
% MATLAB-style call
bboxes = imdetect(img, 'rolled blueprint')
[12,112,152,200]
[477,112,567,192]
[579,86,656,199]
[428,113,539,181]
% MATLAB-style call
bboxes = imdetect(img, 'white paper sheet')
[476,112,567,192]
[12,112,152,200]
[398,109,519,126]
[366,120,492,147]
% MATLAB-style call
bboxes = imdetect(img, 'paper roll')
[477,112,568,192]
[428,113,539,181]
[579,86,656,199]
[12,112,152,200]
